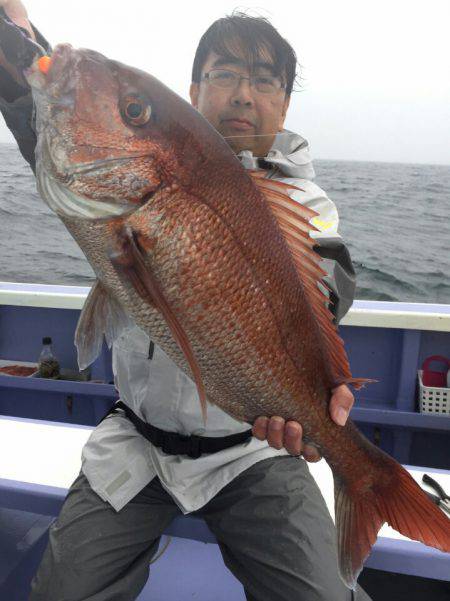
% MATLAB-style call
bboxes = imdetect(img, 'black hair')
[192,12,299,96]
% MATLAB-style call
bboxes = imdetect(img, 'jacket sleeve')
[280,178,356,324]
[0,20,51,172]
[312,235,356,324]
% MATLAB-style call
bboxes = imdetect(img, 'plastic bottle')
[38,337,60,378]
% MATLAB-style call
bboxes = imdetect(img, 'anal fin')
[75,280,131,370]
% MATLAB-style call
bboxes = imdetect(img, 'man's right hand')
[0,0,35,86]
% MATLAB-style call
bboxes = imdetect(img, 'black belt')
[102,401,253,459]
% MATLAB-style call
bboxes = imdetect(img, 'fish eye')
[120,95,152,126]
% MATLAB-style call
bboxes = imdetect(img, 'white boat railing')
[0,281,449,332]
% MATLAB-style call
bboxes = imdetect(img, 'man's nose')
[230,79,254,107]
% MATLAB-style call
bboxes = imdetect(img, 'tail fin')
[334,458,450,589]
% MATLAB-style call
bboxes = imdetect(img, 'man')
[0,3,369,600]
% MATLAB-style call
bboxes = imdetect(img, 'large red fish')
[26,44,450,588]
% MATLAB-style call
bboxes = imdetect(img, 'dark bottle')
[38,337,60,378]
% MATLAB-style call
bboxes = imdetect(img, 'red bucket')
[421,355,450,387]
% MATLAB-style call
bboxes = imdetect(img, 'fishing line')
[223,132,297,139]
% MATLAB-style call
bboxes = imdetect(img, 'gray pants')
[30,456,371,601]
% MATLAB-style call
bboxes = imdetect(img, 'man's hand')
[0,0,35,86]
[252,384,354,461]
[0,1,35,40]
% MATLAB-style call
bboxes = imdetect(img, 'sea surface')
[0,143,449,304]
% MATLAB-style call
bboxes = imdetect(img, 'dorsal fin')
[250,171,369,390]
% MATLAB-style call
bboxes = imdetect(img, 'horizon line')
[0,141,448,168]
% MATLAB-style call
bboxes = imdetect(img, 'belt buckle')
[160,431,181,455]
[187,435,202,459]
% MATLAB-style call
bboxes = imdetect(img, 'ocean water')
[0,143,448,303]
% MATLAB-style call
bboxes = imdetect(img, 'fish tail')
[333,445,450,589]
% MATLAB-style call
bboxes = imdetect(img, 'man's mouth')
[222,118,255,131]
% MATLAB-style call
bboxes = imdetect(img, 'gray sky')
[1,0,449,164]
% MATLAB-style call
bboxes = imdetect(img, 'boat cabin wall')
[0,287,448,468]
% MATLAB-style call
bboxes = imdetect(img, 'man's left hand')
[252,384,354,460]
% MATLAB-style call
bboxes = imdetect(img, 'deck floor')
[137,536,245,600]
[1,510,449,601]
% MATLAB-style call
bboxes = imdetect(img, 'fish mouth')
[62,154,151,177]
[37,169,139,220]
[34,131,155,220]
[25,43,78,97]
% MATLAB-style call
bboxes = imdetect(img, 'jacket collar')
[237,129,316,181]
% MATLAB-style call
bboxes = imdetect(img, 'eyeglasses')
[202,69,285,95]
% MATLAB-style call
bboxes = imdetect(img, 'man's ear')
[278,94,291,130]
[190,82,199,108]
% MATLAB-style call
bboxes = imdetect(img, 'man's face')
[190,51,290,157]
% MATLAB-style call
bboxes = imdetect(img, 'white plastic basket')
[418,370,450,415]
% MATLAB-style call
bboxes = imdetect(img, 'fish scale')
[130,189,307,421]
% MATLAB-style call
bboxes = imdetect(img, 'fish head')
[26,44,215,220]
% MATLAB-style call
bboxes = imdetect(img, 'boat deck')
[0,414,449,599]
[0,283,449,598]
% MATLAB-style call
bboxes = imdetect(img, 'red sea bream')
[26,44,450,588]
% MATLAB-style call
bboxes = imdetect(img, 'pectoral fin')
[109,226,208,422]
